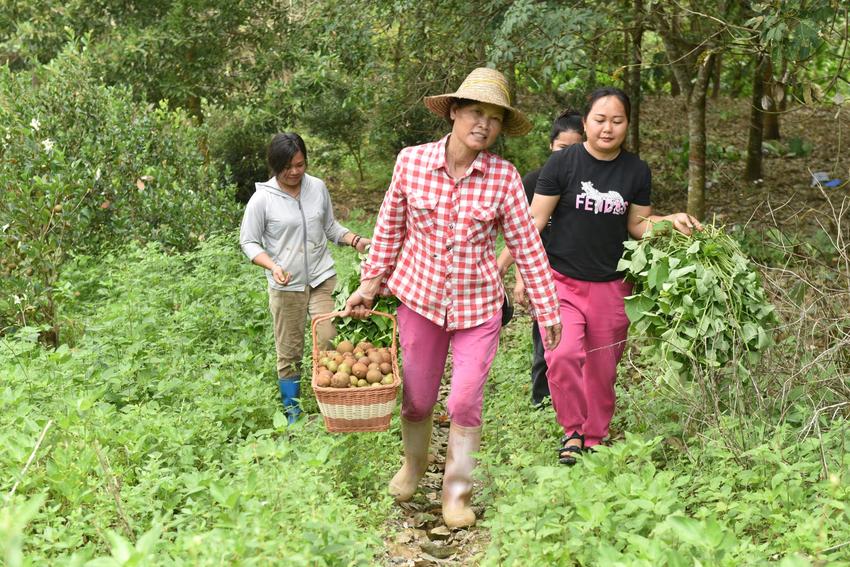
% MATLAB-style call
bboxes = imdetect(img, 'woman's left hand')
[513,275,528,308]
[543,322,562,350]
[666,213,703,236]
[354,237,371,254]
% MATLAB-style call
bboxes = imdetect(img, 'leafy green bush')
[480,330,850,566]
[481,427,850,566]
[0,44,240,336]
[0,235,396,564]
[617,222,778,383]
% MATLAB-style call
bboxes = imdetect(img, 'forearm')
[629,214,664,240]
[357,277,382,299]
[250,251,276,271]
[341,231,362,247]
[497,248,515,276]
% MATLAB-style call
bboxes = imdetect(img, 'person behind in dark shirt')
[516,110,584,408]
[498,87,701,465]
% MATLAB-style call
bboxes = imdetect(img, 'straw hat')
[424,67,532,137]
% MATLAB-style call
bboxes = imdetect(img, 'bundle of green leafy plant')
[332,250,400,347]
[617,221,777,383]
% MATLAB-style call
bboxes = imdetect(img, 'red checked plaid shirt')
[361,136,560,331]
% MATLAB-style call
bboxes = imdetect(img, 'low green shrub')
[0,235,396,564]
[480,336,850,566]
[0,44,240,336]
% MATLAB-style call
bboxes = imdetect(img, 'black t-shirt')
[522,167,552,246]
[535,143,651,281]
[522,168,541,204]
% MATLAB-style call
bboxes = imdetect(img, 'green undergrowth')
[3,223,849,565]
[479,316,850,566]
[1,233,397,565]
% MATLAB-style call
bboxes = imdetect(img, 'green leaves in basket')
[333,256,399,347]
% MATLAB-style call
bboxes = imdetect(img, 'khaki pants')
[269,276,337,378]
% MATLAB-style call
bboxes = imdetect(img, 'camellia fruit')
[366,369,382,384]
[331,373,349,388]
[352,362,368,379]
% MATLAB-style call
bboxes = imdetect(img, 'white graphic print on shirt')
[576,180,628,215]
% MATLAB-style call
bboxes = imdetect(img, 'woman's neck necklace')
[583,141,621,161]
[445,136,477,178]
[277,177,300,197]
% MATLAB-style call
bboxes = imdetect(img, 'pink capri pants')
[397,303,501,427]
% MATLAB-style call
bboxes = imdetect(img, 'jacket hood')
[255,177,285,196]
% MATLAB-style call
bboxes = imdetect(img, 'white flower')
[95,168,102,181]
[41,138,55,152]
[30,118,40,131]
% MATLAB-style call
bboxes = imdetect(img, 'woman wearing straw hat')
[342,68,562,529]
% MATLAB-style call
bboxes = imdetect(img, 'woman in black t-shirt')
[516,110,584,408]
[498,87,700,465]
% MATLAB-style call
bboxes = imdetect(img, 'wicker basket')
[310,310,401,433]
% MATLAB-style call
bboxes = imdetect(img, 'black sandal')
[558,432,584,466]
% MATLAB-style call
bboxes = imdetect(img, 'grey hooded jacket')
[239,174,349,291]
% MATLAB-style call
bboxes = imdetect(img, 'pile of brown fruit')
[315,340,395,388]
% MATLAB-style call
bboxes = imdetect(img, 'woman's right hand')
[271,265,292,285]
[341,277,381,318]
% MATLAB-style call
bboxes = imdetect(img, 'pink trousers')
[543,271,631,447]
[397,303,501,427]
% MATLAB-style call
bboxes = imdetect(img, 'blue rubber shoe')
[278,376,302,424]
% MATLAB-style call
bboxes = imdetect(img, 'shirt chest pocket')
[464,205,497,244]
[408,193,438,236]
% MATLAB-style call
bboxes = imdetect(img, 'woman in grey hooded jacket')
[240,132,370,423]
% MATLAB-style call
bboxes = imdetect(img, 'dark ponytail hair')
[550,109,584,143]
[267,132,308,175]
[583,87,631,121]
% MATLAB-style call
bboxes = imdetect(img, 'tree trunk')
[670,69,681,96]
[762,57,781,139]
[711,53,722,99]
[745,56,765,181]
[684,53,714,219]
[660,28,712,218]
[627,2,643,155]
[187,94,203,122]
[686,88,708,218]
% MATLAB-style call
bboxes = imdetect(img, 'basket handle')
[311,310,398,361]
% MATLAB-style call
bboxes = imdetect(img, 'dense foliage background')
[1,1,849,564]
